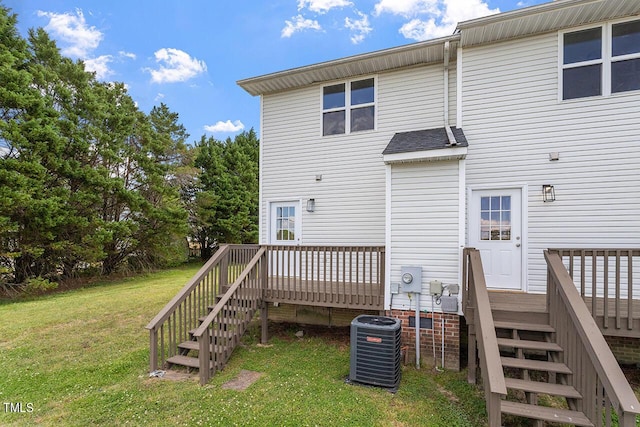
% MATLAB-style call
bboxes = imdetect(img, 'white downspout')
[443,41,457,146]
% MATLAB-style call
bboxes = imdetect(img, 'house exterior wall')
[389,160,461,311]
[461,28,640,293]
[259,63,456,246]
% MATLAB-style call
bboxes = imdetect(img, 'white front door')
[469,189,522,290]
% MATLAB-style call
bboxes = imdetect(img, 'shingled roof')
[382,127,468,155]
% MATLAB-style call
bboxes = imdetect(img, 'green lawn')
[0,264,487,426]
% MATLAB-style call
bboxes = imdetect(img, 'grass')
[0,264,489,426]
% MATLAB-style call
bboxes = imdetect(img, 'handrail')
[545,250,640,425]
[146,245,231,331]
[549,248,637,333]
[146,244,259,373]
[463,248,506,426]
[194,247,266,384]
[264,245,385,309]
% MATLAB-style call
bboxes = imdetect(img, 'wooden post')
[149,329,158,372]
[468,324,477,384]
[261,302,269,344]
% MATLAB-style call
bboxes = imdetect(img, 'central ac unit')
[349,315,402,389]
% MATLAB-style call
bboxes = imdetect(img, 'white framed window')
[322,77,375,136]
[561,18,640,100]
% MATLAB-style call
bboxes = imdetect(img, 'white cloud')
[281,15,322,38]
[154,93,165,102]
[376,0,499,41]
[204,120,245,133]
[119,51,136,60]
[37,9,103,58]
[373,0,439,18]
[83,55,113,80]
[298,0,353,14]
[345,12,372,44]
[146,48,207,84]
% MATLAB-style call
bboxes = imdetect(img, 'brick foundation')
[605,335,640,365]
[386,310,460,371]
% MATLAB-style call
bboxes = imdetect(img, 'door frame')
[467,184,528,292]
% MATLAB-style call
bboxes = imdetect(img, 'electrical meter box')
[400,266,422,293]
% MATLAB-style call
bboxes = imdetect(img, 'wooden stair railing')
[545,250,640,426]
[145,244,259,374]
[463,248,507,426]
[193,247,266,384]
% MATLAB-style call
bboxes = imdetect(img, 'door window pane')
[275,205,295,241]
[480,196,512,241]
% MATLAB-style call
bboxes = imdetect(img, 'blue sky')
[5,0,545,143]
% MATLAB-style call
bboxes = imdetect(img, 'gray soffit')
[457,0,640,48]
[382,127,468,155]
[237,35,460,96]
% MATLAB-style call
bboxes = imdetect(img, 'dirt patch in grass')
[222,370,264,391]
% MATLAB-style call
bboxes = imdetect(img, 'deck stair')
[493,315,594,426]
[166,289,255,372]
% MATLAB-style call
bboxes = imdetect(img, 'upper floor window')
[322,78,375,136]
[562,19,640,100]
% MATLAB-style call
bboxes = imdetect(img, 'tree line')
[0,6,258,294]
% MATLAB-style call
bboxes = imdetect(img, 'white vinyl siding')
[462,31,640,293]
[389,160,460,311]
[260,62,457,246]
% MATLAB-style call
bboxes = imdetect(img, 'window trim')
[559,17,640,102]
[320,76,377,136]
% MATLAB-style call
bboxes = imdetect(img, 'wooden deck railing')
[265,245,385,310]
[193,247,266,385]
[545,250,640,426]
[550,248,639,335]
[462,248,507,427]
[145,244,259,372]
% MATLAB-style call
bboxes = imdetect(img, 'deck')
[488,291,640,338]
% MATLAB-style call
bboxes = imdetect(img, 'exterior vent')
[349,315,402,389]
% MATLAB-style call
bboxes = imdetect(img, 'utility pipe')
[415,294,420,369]
[443,41,457,146]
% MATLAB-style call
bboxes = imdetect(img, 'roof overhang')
[237,35,460,96]
[383,146,468,164]
[457,0,640,48]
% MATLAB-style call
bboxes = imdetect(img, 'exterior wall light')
[306,198,315,212]
[542,185,556,202]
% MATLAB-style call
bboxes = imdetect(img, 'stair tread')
[504,378,582,399]
[167,355,200,369]
[178,341,199,351]
[501,401,594,426]
[500,357,572,374]
[494,321,555,333]
[497,338,563,352]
